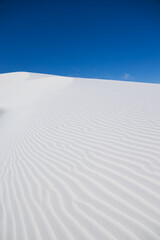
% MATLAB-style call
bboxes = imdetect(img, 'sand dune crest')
[0,72,160,240]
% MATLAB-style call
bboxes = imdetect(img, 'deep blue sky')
[0,0,160,82]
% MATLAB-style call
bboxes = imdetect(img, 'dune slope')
[0,72,160,240]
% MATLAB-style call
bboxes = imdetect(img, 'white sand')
[0,72,160,240]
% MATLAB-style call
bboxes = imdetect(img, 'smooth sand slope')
[0,72,160,240]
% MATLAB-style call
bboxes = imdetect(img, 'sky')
[0,0,160,83]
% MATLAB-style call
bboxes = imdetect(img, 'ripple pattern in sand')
[0,78,160,240]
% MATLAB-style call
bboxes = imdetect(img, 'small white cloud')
[124,73,131,80]
[123,73,134,80]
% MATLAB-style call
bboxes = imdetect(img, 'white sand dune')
[0,72,160,240]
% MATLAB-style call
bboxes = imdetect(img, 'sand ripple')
[0,73,160,240]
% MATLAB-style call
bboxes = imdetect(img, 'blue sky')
[0,0,160,83]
